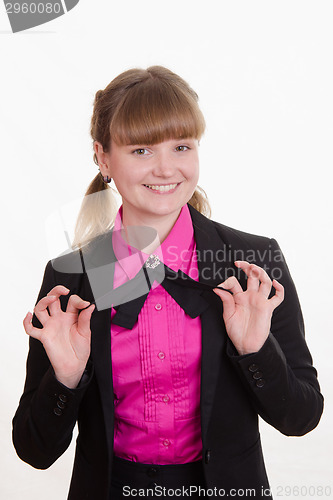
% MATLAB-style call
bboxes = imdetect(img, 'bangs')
[109,78,205,145]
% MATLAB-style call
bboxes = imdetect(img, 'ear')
[94,141,112,176]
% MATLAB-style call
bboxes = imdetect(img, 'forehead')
[109,86,205,146]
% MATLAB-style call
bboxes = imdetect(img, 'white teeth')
[144,183,178,192]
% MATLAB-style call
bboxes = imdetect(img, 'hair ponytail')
[188,186,211,219]
[71,174,118,249]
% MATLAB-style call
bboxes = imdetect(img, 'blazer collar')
[80,232,115,462]
[187,204,238,443]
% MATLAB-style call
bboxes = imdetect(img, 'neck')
[121,205,183,254]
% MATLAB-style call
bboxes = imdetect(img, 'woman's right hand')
[23,285,95,389]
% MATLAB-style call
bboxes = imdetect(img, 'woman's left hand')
[213,261,284,355]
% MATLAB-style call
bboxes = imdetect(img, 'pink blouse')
[110,204,203,464]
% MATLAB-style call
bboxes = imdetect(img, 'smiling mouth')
[143,183,180,193]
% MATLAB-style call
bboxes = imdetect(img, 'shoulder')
[209,218,284,273]
[50,248,83,275]
[211,218,274,250]
[188,203,273,250]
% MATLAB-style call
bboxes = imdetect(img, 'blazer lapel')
[80,231,116,461]
[90,305,114,459]
[187,204,237,444]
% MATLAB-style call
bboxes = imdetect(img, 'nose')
[152,150,176,178]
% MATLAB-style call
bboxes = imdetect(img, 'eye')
[175,145,190,152]
[133,148,149,155]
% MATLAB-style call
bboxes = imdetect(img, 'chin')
[151,200,185,213]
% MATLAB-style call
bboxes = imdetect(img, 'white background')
[1,1,332,498]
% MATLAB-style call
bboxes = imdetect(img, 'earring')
[99,169,112,184]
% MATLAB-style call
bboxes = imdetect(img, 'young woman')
[13,66,323,500]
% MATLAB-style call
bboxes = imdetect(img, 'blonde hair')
[72,66,211,248]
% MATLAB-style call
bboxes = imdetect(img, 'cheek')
[116,169,138,187]
[187,162,199,183]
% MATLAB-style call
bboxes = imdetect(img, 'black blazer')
[12,204,324,499]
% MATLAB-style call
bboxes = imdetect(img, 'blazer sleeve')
[12,260,94,470]
[226,238,324,436]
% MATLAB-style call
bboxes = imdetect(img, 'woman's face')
[96,138,200,224]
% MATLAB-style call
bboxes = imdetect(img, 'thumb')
[213,288,235,321]
[77,304,95,339]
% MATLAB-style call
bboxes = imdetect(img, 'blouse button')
[163,439,171,447]
[157,352,166,360]
[162,395,170,404]
[155,303,162,311]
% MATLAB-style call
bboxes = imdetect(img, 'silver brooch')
[145,254,161,269]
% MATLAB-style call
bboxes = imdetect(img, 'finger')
[66,294,91,314]
[235,261,273,296]
[217,275,243,295]
[251,264,272,297]
[235,261,260,292]
[23,312,42,341]
[33,295,57,325]
[258,274,273,298]
[213,288,235,320]
[77,304,95,339]
[268,280,285,309]
[47,286,70,314]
